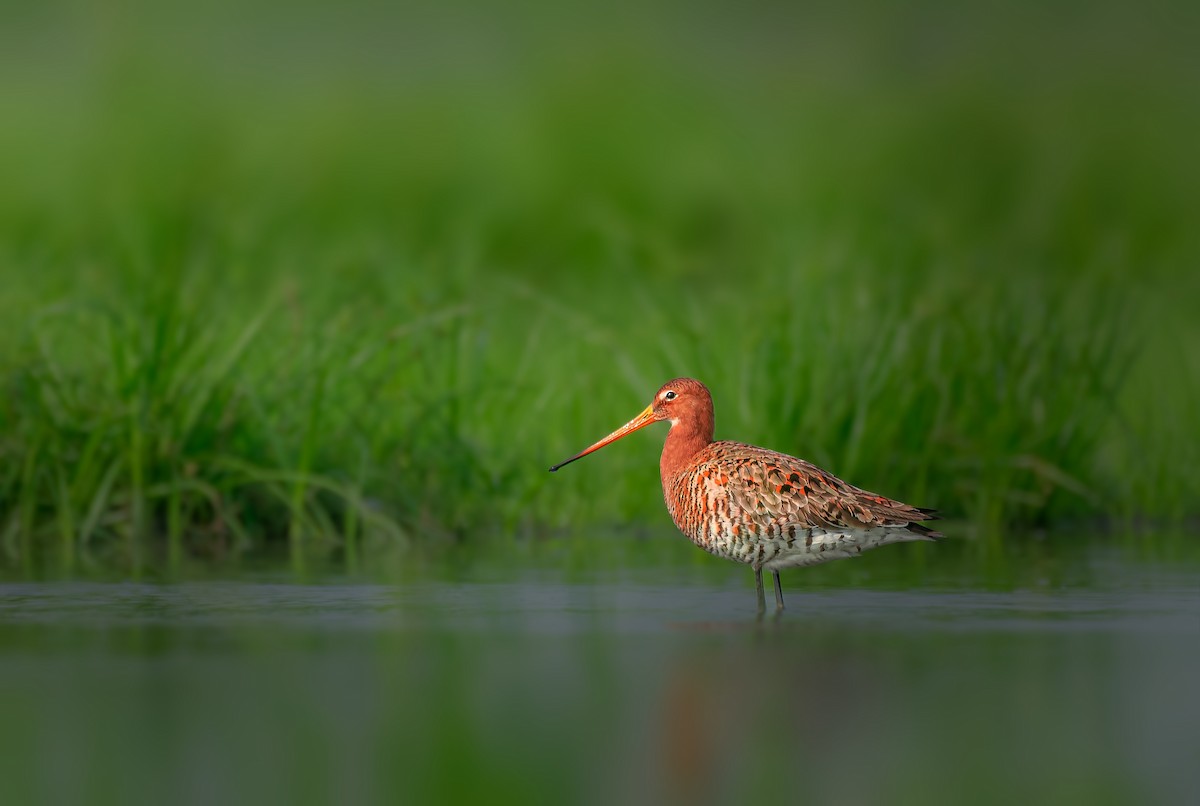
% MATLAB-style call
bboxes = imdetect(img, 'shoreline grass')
[2,1,1197,566]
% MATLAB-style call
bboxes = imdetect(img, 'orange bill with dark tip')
[549,404,657,472]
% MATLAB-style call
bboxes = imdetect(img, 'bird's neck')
[660,415,714,483]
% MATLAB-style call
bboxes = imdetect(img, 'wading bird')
[550,378,940,612]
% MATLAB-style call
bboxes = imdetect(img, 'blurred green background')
[1,0,1197,562]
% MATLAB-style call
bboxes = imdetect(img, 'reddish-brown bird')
[550,378,941,611]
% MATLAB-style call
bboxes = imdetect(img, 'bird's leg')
[772,573,792,611]
[754,568,765,613]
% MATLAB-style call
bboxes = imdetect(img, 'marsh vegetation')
[3,2,1197,572]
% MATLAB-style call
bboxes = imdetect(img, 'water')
[1,536,1197,805]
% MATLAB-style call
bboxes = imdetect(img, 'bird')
[549,377,941,612]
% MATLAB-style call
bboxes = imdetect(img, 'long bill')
[549,404,657,472]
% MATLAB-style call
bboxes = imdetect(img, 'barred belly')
[665,471,924,570]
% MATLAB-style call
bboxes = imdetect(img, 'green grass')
[1,0,1197,567]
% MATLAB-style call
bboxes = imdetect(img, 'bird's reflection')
[649,620,884,806]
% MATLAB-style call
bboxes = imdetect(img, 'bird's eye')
[663,390,677,401]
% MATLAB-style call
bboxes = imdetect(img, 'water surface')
[2,536,1197,805]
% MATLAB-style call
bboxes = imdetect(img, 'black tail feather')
[906,520,943,539]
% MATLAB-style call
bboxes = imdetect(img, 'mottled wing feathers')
[706,441,941,538]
